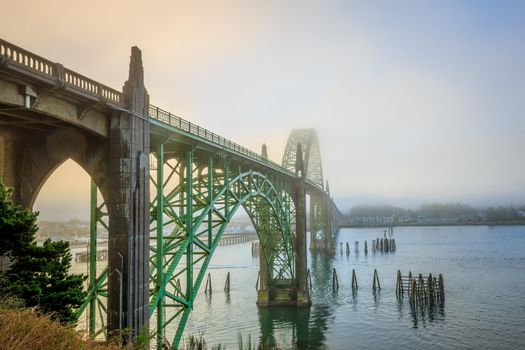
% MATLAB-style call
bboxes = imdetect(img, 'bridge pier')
[106,47,150,340]
[256,143,311,307]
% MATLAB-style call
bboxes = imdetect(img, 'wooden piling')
[332,268,339,290]
[205,272,212,295]
[352,269,358,290]
[176,278,182,297]
[411,279,417,305]
[224,271,231,292]
[371,240,376,253]
[364,240,368,254]
[372,269,381,291]
[439,274,445,302]
[355,241,359,253]
[396,270,402,297]
[427,273,434,305]
[340,242,343,254]
[307,268,312,291]
[346,242,350,256]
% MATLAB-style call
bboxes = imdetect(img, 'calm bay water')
[182,225,525,349]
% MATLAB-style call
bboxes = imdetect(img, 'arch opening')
[32,158,109,337]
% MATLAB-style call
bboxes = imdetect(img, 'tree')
[0,181,86,324]
[0,184,37,257]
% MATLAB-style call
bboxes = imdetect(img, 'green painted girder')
[77,147,299,349]
[148,148,297,348]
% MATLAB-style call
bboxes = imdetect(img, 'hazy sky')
[2,1,524,220]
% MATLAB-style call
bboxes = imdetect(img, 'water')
[183,225,525,349]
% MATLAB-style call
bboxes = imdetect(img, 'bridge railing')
[0,38,124,106]
[0,39,56,78]
[149,104,291,173]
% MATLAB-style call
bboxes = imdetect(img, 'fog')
[3,1,524,219]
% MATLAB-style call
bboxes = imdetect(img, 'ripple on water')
[179,226,525,349]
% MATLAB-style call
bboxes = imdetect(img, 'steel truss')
[76,145,298,349]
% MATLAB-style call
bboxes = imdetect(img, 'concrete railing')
[0,38,124,105]
[0,39,55,77]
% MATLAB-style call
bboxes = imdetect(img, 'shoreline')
[338,221,525,228]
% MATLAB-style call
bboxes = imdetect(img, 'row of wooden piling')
[372,238,396,253]
[396,270,445,306]
[339,238,396,256]
[203,269,444,305]
[330,268,380,291]
[204,271,232,295]
[251,241,260,257]
[218,233,258,246]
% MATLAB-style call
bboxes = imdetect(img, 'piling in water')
[372,269,381,291]
[398,270,445,307]
[332,268,339,290]
[346,242,350,256]
[307,268,313,291]
[352,269,358,291]
[355,241,359,254]
[205,272,212,295]
[224,272,231,292]
[364,240,368,255]
[396,270,403,297]
[176,278,182,296]
[371,240,376,253]
[340,242,343,255]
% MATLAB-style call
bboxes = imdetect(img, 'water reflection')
[406,301,445,328]
[256,251,338,349]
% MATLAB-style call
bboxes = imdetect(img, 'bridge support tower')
[256,143,311,307]
[106,47,150,340]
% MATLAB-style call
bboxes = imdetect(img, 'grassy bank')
[0,309,121,350]
[0,307,273,350]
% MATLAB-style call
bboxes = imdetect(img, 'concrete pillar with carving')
[107,46,151,340]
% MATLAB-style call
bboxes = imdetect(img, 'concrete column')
[0,134,18,193]
[294,143,311,307]
[261,144,268,160]
[0,135,4,181]
[107,46,150,340]
[258,242,268,292]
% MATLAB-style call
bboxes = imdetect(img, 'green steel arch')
[76,145,298,349]
[281,129,324,188]
[282,129,333,249]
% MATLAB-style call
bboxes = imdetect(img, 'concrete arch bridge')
[0,38,340,348]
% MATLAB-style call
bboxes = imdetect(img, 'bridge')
[0,38,340,348]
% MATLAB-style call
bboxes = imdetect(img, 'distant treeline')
[347,203,525,223]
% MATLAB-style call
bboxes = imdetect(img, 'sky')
[2,1,524,220]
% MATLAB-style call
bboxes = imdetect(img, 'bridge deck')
[0,37,323,194]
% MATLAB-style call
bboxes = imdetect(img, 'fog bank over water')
[4,1,524,219]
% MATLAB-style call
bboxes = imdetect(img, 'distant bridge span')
[0,38,340,348]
